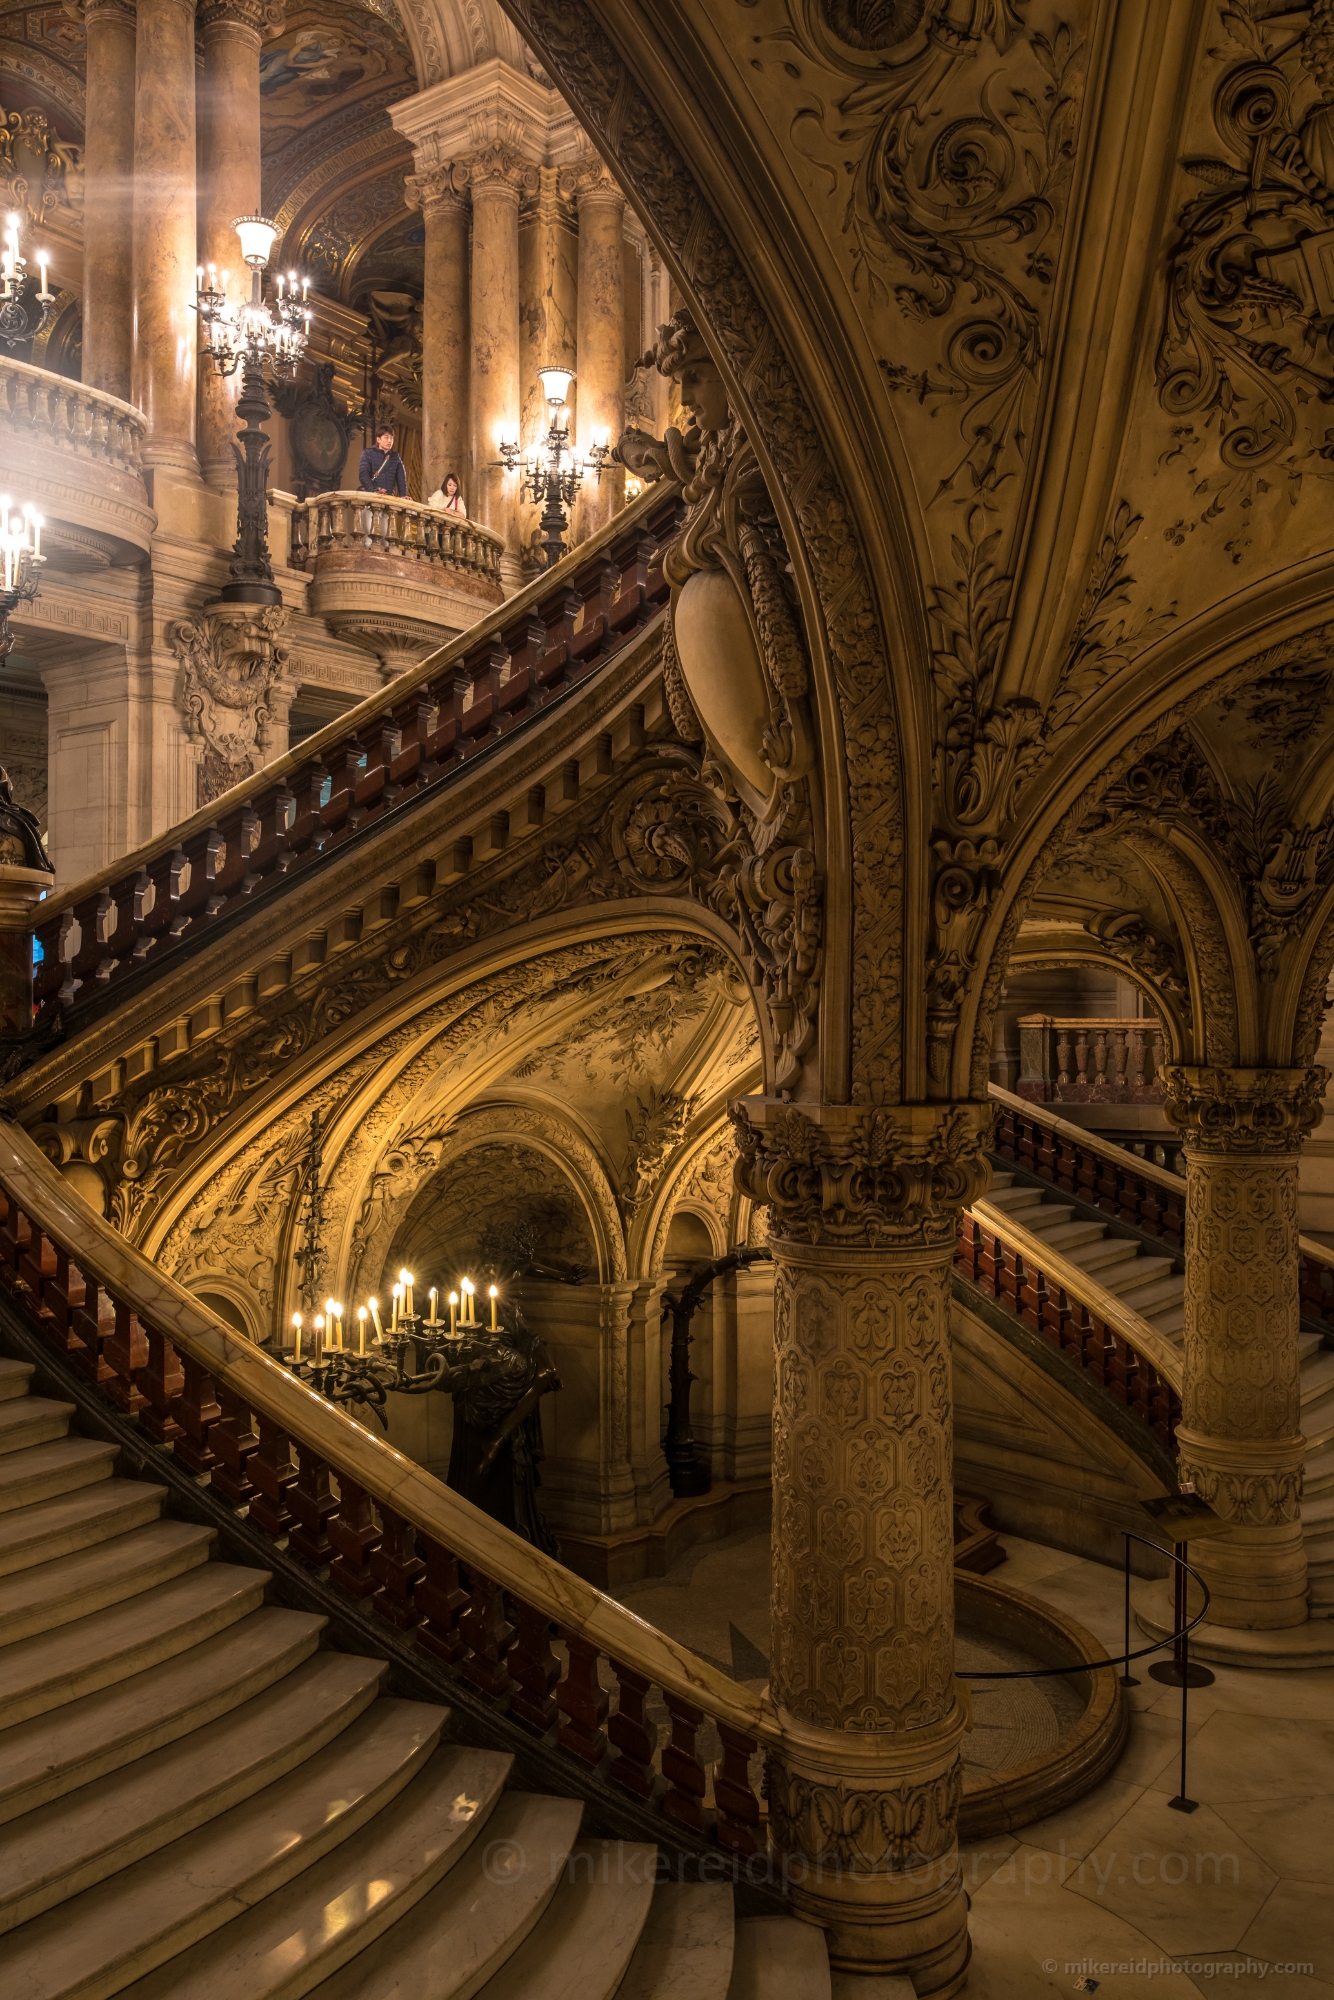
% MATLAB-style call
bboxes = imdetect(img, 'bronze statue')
[443,1310,561,1556]
[0,765,51,874]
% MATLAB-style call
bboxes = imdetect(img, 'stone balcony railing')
[0,356,154,566]
[288,491,506,676]
[1017,1015,1166,1105]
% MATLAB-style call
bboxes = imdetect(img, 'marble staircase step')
[472,1840,658,2000]
[0,1651,387,1935]
[1144,1303,1185,1339]
[1298,1330,1325,1365]
[0,1696,449,2000]
[0,1520,215,1647]
[618,1881,736,1999]
[726,1915,832,1998]
[301,1789,582,2000]
[0,1438,119,1515]
[1109,1270,1182,1311]
[0,1606,326,1825]
[0,1356,35,1400]
[1018,1219,1107,1252]
[0,1561,270,1732]
[0,1395,75,1457]
[1054,1236,1135,1273]
[0,1479,168,1578]
[116,1746,518,2000]
[980,1186,1047,1213]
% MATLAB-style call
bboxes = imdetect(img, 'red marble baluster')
[714,1724,763,1856]
[660,1691,707,1832]
[557,1631,608,1766]
[287,1445,338,1567]
[1018,1255,1046,1331]
[210,1384,258,1506]
[71,1272,116,1389]
[174,1354,220,1476]
[38,1240,86,1352]
[508,1597,560,1735]
[415,1536,469,1663]
[104,1300,148,1414]
[248,1416,298,1538]
[327,1475,381,1599]
[137,1326,184,1446]
[459,1571,514,1700]
[371,1507,424,1630]
[607,1659,656,1798]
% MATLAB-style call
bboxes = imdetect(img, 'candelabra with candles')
[0,496,44,661]
[194,215,311,606]
[0,211,55,354]
[284,1266,508,1430]
[497,366,611,568]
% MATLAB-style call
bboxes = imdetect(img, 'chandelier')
[498,366,611,568]
[0,211,55,354]
[285,1264,506,1425]
[194,215,311,606]
[0,495,44,660]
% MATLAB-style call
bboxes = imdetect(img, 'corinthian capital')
[730,1097,994,1250]
[557,155,624,209]
[405,163,470,219]
[1163,1065,1326,1155]
[465,142,539,201]
[197,0,283,35]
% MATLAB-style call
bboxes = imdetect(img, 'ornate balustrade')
[0,1114,770,1855]
[32,483,682,1018]
[956,1200,1183,1451]
[289,491,505,597]
[989,1082,1334,1339]
[0,355,154,562]
[1017,1015,1166,1105]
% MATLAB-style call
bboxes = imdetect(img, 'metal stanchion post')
[1148,1536,1215,1690]
[1120,1531,1140,1687]
[1167,1578,1200,1814]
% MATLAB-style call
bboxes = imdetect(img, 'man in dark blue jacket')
[358,425,408,497]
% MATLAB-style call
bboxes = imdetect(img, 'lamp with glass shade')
[495,364,611,569]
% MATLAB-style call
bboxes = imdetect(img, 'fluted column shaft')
[565,159,626,534]
[132,0,200,473]
[407,165,470,500]
[197,0,265,490]
[1166,1065,1322,1629]
[468,145,533,561]
[82,0,137,401]
[734,1097,992,1992]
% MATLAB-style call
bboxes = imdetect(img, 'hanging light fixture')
[0,495,44,660]
[0,212,55,354]
[495,366,611,569]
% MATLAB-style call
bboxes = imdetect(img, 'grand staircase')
[975,1137,1334,1617]
[0,1353,831,2000]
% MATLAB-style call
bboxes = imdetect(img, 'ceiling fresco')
[0,0,85,141]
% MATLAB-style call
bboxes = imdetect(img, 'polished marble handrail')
[0,1114,771,1855]
[289,490,504,587]
[32,482,682,1017]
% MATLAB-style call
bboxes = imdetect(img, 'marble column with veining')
[468,144,533,566]
[196,0,265,491]
[564,157,626,537]
[734,1097,993,1992]
[1165,1065,1322,1630]
[407,164,471,502]
[82,0,137,400]
[132,0,200,474]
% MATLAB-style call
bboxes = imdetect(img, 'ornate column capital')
[557,155,625,211]
[84,0,138,25]
[730,1097,994,1250]
[465,142,539,205]
[197,0,280,33]
[405,162,471,220]
[1163,1065,1326,1154]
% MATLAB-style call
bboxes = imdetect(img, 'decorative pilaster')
[82,0,137,401]
[561,155,626,536]
[1164,1065,1324,1629]
[131,0,200,474]
[468,143,537,564]
[733,1096,992,1991]
[197,0,279,490]
[405,164,471,499]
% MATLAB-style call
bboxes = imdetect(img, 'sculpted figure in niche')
[618,308,814,843]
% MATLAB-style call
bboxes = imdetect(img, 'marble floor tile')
[1211,1795,1334,1887]
[969,1843,1202,1998]
[958,1833,1020,1893]
[1065,1786,1277,1955]
[1164,1712,1334,1806]
[1016,1774,1144,1861]
[1238,1879,1334,1981]
[1102,1708,1188,1791]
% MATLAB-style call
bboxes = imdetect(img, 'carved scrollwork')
[1164,1064,1326,1155]
[169,606,294,810]
[767,1760,962,1875]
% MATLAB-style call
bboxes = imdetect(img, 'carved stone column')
[1164,1066,1323,1629]
[197,0,271,490]
[468,143,534,566]
[131,0,200,474]
[563,156,626,536]
[406,165,470,501]
[82,0,137,400]
[734,1097,991,1990]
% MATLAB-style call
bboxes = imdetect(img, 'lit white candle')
[404,1271,414,1318]
[291,1311,302,1364]
[31,513,40,561]
[357,1306,367,1355]
[448,1290,458,1334]
[428,1287,438,1325]
[368,1295,383,1342]
[313,1312,325,1361]
[488,1284,499,1331]
[334,1302,344,1351]
[37,252,49,300]
[390,1283,401,1332]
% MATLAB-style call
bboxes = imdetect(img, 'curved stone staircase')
[977,1167,1334,1617]
[0,1354,831,2000]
